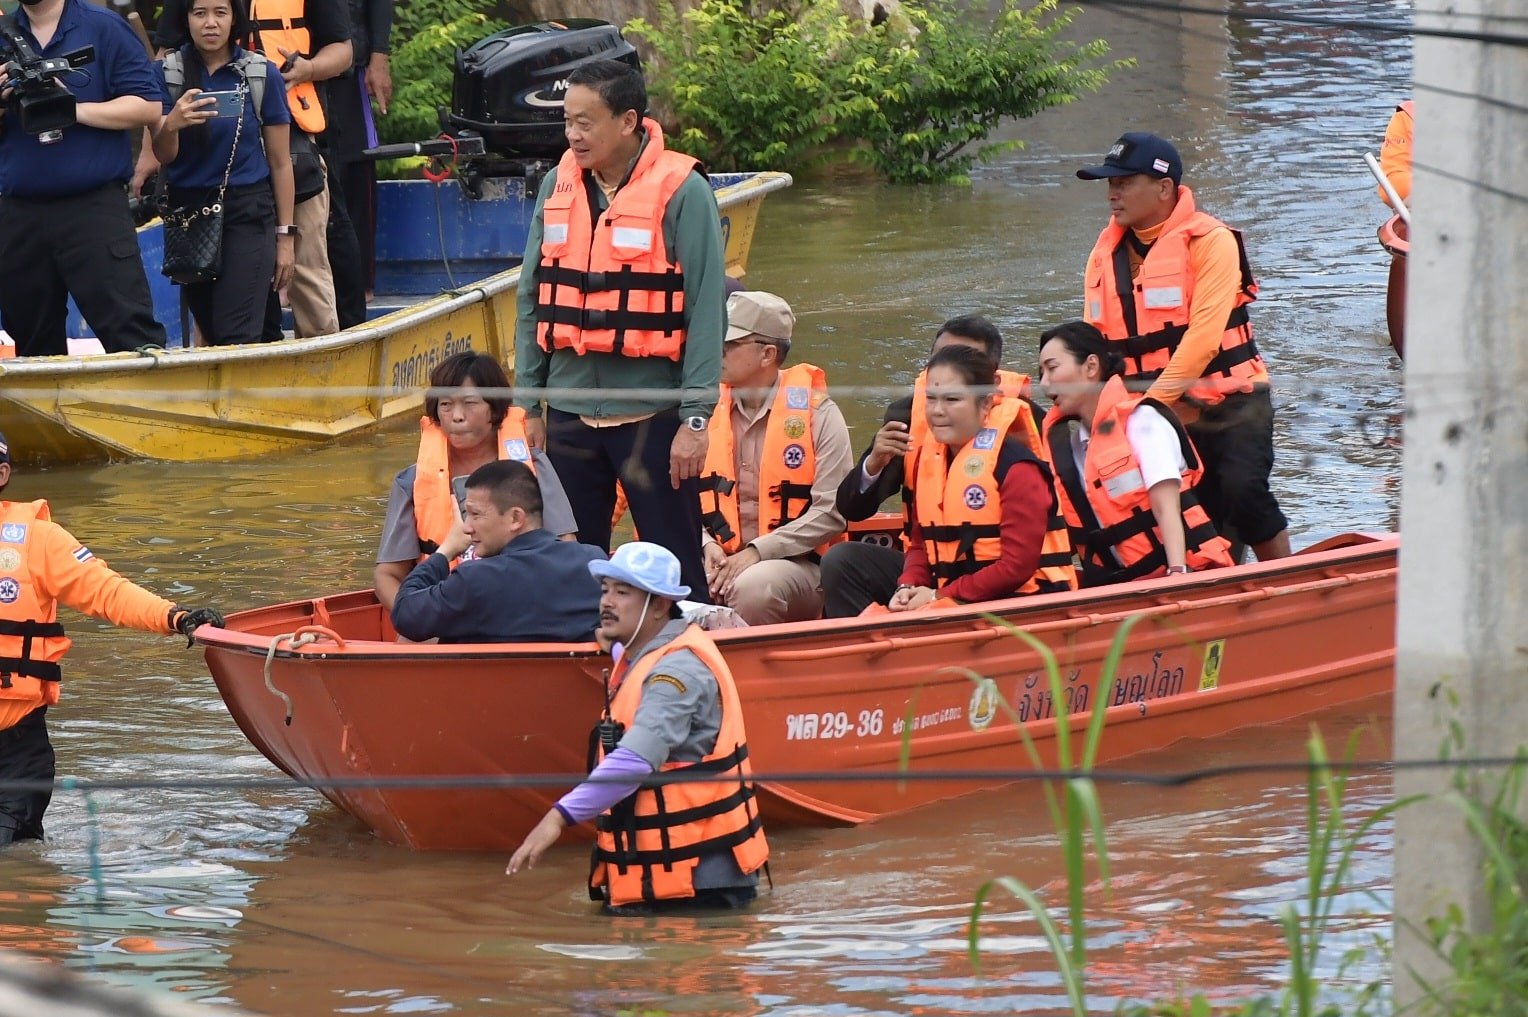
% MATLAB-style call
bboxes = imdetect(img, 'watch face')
[685,416,706,431]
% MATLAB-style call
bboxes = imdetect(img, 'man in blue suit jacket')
[391,460,605,643]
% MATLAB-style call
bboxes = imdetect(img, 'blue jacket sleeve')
[390,553,471,642]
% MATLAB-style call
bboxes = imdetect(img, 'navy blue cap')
[1076,132,1183,186]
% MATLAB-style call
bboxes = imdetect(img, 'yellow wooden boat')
[0,171,792,466]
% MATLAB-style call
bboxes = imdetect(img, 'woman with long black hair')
[152,0,294,345]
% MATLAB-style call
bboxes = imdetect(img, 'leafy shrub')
[627,0,1124,184]
[380,0,507,151]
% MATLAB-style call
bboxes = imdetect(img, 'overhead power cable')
[0,753,1517,796]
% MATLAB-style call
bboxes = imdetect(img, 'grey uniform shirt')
[617,618,758,891]
[376,449,578,564]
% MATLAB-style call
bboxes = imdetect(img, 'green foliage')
[626,0,1124,184]
[380,0,506,151]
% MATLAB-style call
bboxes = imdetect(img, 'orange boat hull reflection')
[200,530,1397,851]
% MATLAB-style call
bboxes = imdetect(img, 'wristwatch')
[275,224,301,236]
[682,415,708,432]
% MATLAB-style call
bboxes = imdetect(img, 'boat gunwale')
[0,172,794,380]
[199,534,1399,664]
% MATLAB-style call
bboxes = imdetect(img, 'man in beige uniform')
[700,291,852,624]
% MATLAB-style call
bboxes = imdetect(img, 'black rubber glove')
[169,605,226,647]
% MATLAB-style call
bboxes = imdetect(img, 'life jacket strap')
[537,264,686,294]
[533,303,688,336]
[0,657,61,684]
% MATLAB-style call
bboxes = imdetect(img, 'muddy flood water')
[0,0,1409,1013]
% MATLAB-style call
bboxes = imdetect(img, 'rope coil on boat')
[262,625,347,726]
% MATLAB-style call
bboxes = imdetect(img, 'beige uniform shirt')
[704,377,853,560]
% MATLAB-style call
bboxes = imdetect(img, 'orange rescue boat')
[199,526,1397,851]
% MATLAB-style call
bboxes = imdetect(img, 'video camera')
[0,11,95,141]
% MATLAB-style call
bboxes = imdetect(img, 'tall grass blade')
[972,876,1087,1017]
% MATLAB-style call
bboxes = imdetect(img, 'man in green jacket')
[514,59,726,602]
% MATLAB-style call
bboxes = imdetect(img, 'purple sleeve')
[555,746,654,824]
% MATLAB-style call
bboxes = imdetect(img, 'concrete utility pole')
[1392,0,1528,1009]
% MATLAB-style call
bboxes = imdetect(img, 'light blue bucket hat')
[588,541,691,600]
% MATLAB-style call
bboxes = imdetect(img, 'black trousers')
[171,183,276,346]
[324,155,368,329]
[545,407,709,604]
[324,69,377,292]
[0,707,54,846]
[1186,387,1289,547]
[0,184,166,356]
[820,541,904,618]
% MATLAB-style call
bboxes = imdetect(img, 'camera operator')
[0,0,167,357]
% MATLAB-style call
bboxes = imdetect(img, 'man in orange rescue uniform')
[0,433,224,845]
[507,541,767,915]
[1077,132,1290,561]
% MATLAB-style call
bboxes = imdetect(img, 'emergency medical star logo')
[0,578,18,604]
[963,485,987,510]
[782,444,806,470]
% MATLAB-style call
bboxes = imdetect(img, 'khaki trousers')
[722,557,823,626]
[288,176,339,337]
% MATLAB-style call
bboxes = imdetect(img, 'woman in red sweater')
[889,344,1059,612]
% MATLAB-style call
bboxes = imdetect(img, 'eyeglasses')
[724,338,780,349]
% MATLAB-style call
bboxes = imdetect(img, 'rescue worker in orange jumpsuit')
[1378,100,1413,208]
[0,433,224,845]
[1076,132,1290,562]
[1377,100,1413,358]
[507,541,768,915]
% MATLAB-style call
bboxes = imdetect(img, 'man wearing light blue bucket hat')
[507,541,769,914]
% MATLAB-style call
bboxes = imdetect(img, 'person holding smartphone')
[151,0,294,345]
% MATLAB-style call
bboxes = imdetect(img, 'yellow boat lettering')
[390,332,476,394]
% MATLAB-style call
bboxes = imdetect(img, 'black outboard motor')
[441,20,640,196]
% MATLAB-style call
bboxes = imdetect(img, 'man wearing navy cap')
[0,431,223,844]
[1075,132,1289,561]
[507,541,768,914]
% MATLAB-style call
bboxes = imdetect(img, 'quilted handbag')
[161,202,226,285]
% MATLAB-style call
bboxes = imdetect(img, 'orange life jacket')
[1083,185,1265,406]
[535,120,699,362]
[249,0,325,135]
[1042,376,1234,586]
[590,624,769,907]
[907,399,1077,597]
[412,410,534,559]
[698,363,843,558]
[0,501,70,732]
